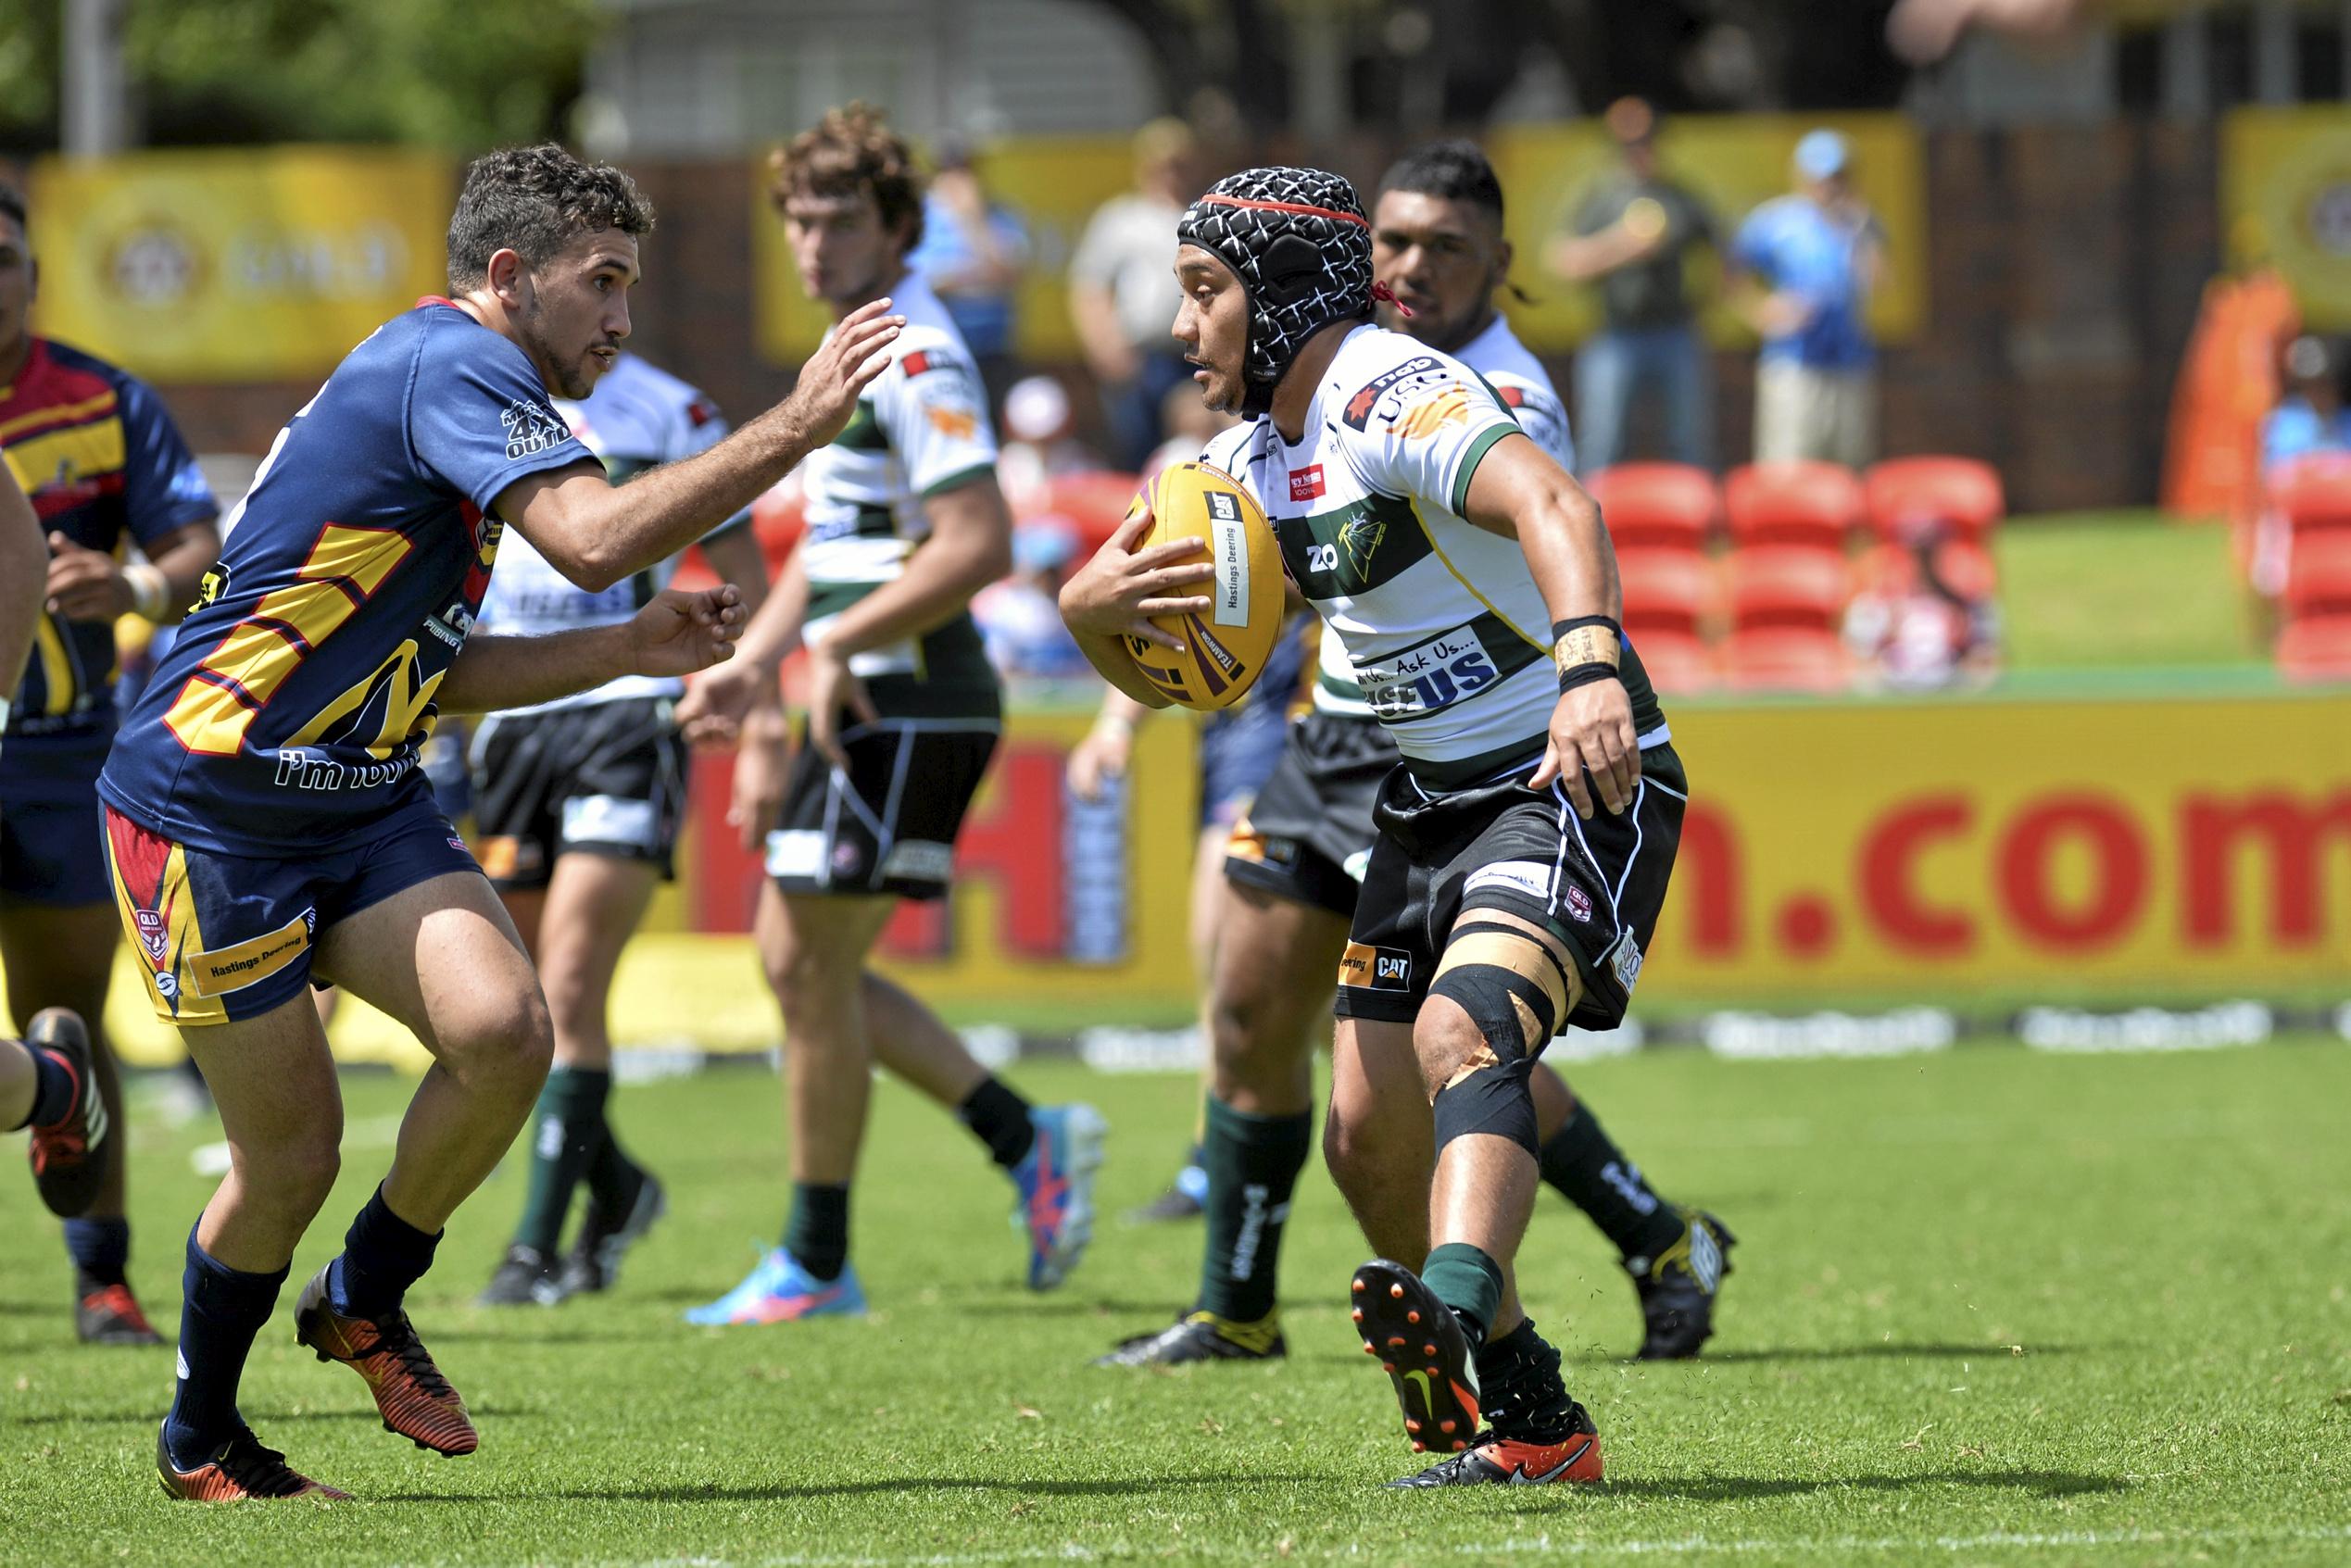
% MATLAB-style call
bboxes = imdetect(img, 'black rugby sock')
[1472,1315,1583,1440]
[514,1067,610,1256]
[1538,1101,1683,1261]
[1194,1096,1311,1324]
[162,1227,286,1469]
[18,1040,76,1129]
[957,1077,1036,1170]
[66,1216,131,1289]
[784,1183,851,1282]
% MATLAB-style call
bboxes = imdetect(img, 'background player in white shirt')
[1098,144,1729,1374]
[1064,165,1688,1488]
[679,106,1103,1327]
[471,353,773,1307]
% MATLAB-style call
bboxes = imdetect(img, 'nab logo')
[1289,465,1325,502]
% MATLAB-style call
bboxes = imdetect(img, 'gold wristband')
[1553,624,1621,672]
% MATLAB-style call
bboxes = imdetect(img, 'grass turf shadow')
[1522,1468,2128,1506]
[375,1472,1320,1504]
[1691,1341,2091,1364]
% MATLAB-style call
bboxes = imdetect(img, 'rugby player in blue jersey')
[100,144,902,1501]
[0,181,220,1344]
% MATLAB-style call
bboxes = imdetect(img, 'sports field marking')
[631,1522,2351,1568]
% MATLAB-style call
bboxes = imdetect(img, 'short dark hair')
[1377,140,1505,223]
[0,182,25,234]
[446,144,655,290]
[769,103,925,254]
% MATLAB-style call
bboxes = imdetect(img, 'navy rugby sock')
[784,1183,851,1282]
[1195,1097,1310,1324]
[65,1215,131,1288]
[957,1077,1037,1170]
[327,1185,441,1320]
[514,1068,609,1256]
[1538,1103,1682,1261]
[18,1040,76,1130]
[162,1227,287,1468]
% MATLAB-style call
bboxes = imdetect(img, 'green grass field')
[4,1043,2347,1565]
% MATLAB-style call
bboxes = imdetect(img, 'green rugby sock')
[1538,1101,1682,1261]
[513,1068,609,1257]
[784,1183,851,1281]
[1422,1242,1504,1347]
[1194,1097,1311,1324]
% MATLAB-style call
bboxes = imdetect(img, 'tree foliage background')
[0,0,606,152]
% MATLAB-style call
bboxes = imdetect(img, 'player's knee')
[1206,988,1301,1098]
[258,1132,342,1213]
[436,985,555,1096]
[1420,925,1573,1160]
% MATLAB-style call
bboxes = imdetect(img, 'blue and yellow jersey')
[0,338,216,765]
[99,299,591,856]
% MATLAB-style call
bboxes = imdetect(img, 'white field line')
[611,1523,2351,1568]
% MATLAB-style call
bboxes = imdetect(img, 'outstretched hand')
[628,585,748,678]
[782,297,907,450]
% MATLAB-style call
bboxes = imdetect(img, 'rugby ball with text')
[1125,461,1285,712]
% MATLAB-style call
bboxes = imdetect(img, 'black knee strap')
[1427,964,1547,1159]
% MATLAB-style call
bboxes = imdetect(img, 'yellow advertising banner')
[753,136,1137,367]
[28,147,453,382]
[54,688,2351,1069]
[1487,113,1929,353]
[1653,689,2351,1002]
[2222,107,2351,332]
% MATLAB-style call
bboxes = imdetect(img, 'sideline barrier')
[31,689,2351,1068]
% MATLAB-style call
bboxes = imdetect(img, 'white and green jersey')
[798,276,1000,719]
[1202,323,1664,790]
[1300,315,1578,729]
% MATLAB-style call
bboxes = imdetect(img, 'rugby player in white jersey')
[679,106,1103,1324]
[1095,144,1730,1376]
[1064,165,1684,1487]
[472,353,773,1306]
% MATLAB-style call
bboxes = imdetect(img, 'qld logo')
[133,909,170,964]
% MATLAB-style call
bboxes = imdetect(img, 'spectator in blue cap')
[1728,128,1888,467]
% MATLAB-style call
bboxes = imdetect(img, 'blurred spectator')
[1887,0,2090,62]
[1729,130,1887,467]
[2261,335,2351,471]
[1143,378,1237,483]
[1068,118,1199,470]
[908,143,1031,419]
[1547,98,1717,471]
[1845,518,2000,690]
[974,518,1093,685]
[998,374,1104,508]
[2246,335,2351,600]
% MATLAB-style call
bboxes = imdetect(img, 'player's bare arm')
[801,474,1012,765]
[43,517,220,624]
[0,460,42,696]
[438,583,746,714]
[1458,431,1640,818]
[496,300,904,593]
[1059,506,1217,709]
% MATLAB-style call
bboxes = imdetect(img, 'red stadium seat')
[2276,614,2351,683]
[1727,546,1850,632]
[2268,452,2351,540]
[1587,463,1718,554]
[1724,461,1865,549]
[1630,629,1715,695]
[751,480,805,575]
[2284,533,2351,621]
[1721,626,1852,693]
[1617,548,1713,638]
[1865,456,2005,545]
[1029,470,1144,556]
[1854,540,2000,602]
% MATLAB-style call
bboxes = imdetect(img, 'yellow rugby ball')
[1123,461,1286,712]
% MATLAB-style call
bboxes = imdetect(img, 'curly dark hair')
[768,103,924,255]
[446,144,656,289]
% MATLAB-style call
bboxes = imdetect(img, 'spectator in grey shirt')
[1548,98,1719,472]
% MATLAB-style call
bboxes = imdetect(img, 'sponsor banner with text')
[29,148,453,382]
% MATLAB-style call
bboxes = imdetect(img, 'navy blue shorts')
[102,799,481,1026]
[1,733,113,907]
[1197,698,1290,831]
